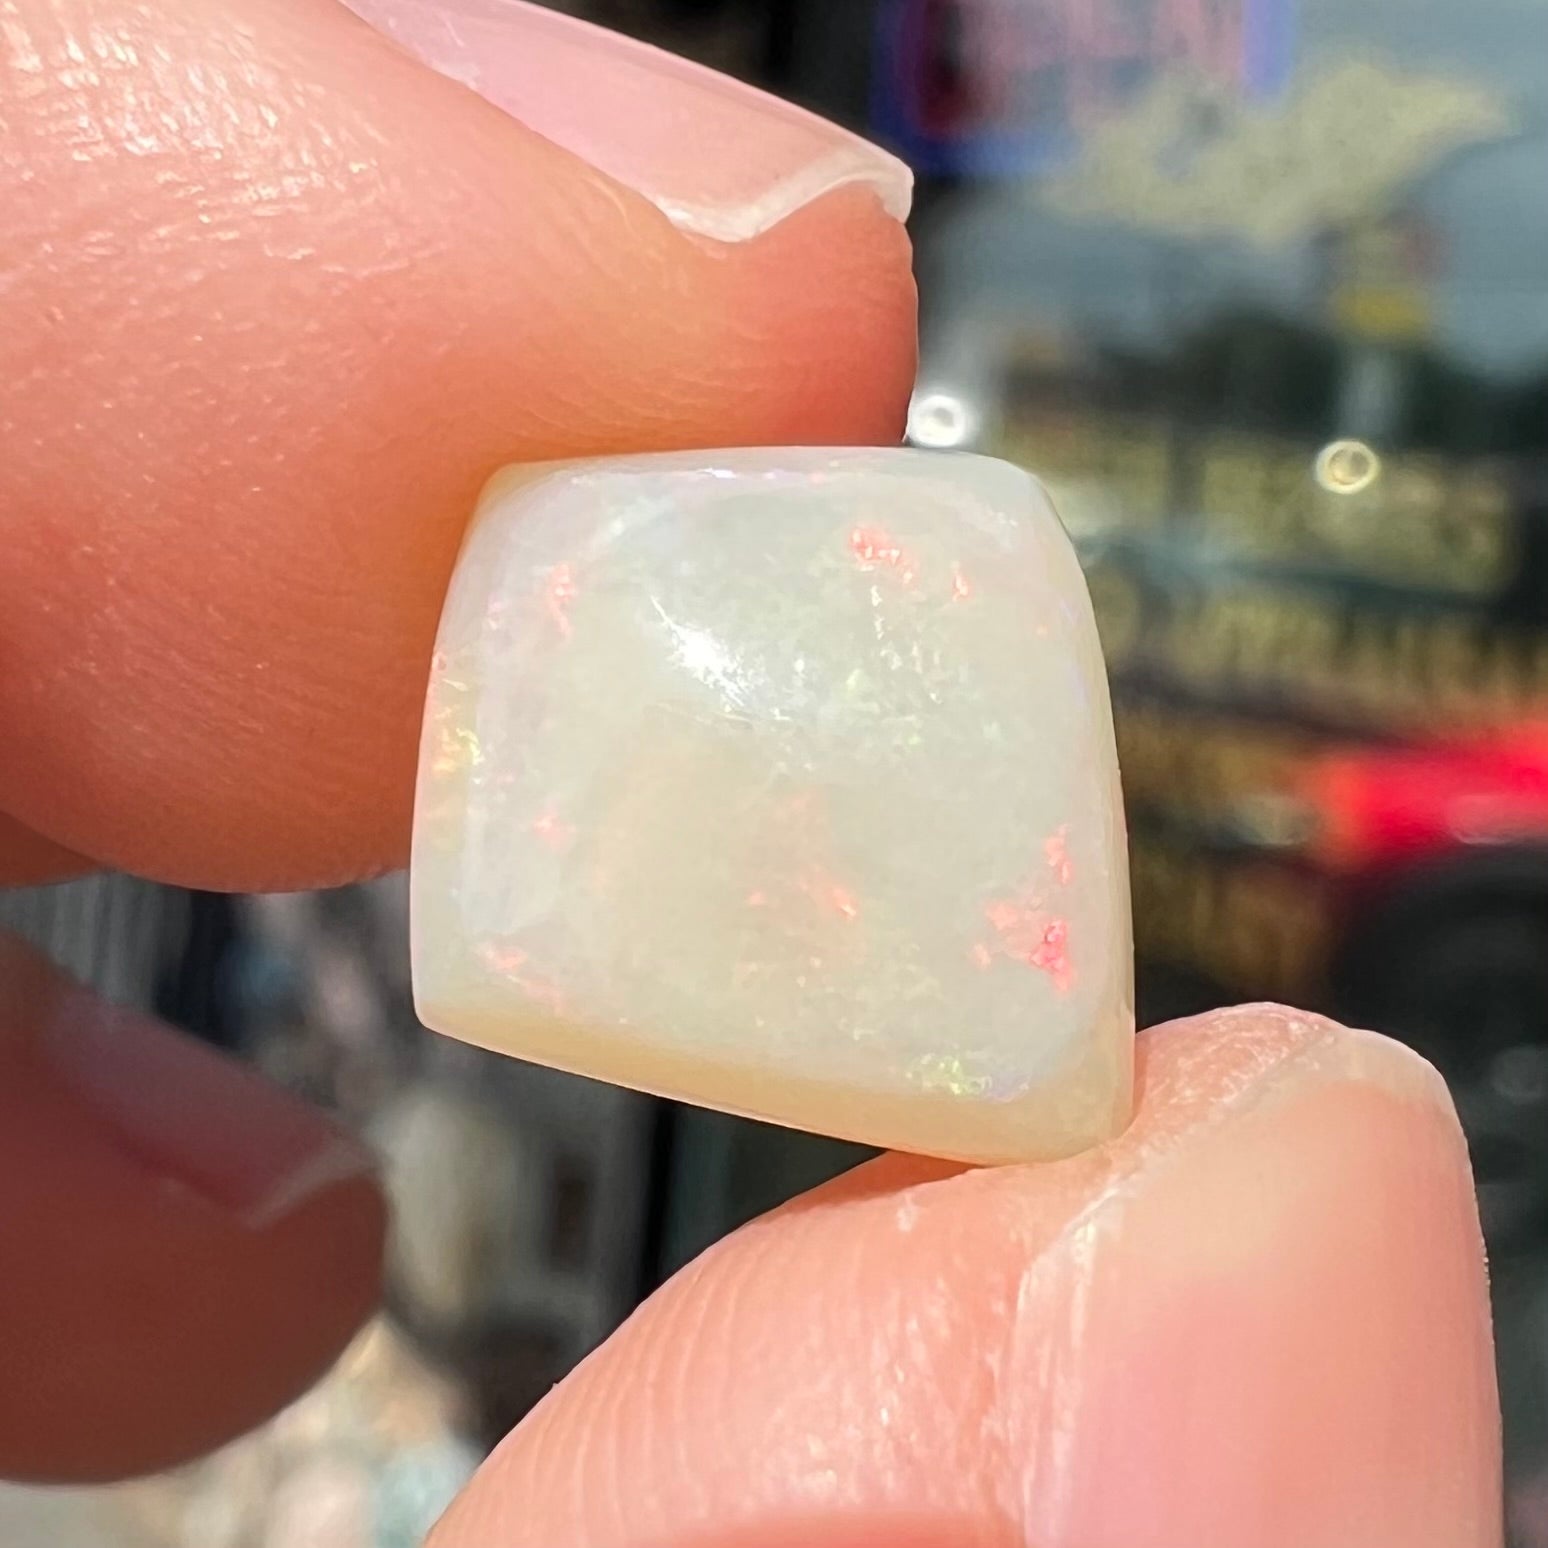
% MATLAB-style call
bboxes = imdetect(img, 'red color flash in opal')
[1045,824,1073,885]
[849,526,919,585]
[479,942,567,1013]
[545,562,578,637]
[531,808,574,851]
[1031,917,1072,993]
[983,896,1074,994]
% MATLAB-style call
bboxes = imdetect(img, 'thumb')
[427,1008,1499,1548]
[0,0,915,892]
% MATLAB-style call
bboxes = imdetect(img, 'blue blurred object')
[869,0,1295,177]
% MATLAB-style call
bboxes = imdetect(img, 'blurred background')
[4,0,1547,1540]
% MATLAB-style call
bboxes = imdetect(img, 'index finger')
[0,0,916,891]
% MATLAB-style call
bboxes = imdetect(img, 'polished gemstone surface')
[412,449,1133,1162]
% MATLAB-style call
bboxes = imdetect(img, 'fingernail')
[412,448,1133,1163]
[341,0,913,241]
[7,940,377,1229]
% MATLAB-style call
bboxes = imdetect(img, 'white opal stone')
[412,449,1133,1163]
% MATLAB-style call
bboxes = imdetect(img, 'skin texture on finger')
[429,1006,1500,1548]
[0,0,916,892]
[0,938,386,1482]
[0,813,90,888]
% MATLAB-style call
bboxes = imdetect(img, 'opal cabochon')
[411,449,1133,1162]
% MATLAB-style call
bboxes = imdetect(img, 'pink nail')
[341,0,913,242]
[24,951,376,1229]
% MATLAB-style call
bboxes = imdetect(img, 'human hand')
[0,2,1500,1543]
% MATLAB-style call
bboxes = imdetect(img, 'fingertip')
[703,185,918,449]
[0,0,915,891]
[0,938,386,1481]
[0,814,92,890]
[429,1009,1497,1548]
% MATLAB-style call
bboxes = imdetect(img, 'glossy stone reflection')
[411,449,1133,1162]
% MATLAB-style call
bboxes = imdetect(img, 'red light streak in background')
[951,563,973,601]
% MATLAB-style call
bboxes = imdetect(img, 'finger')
[0,815,90,889]
[0,0,916,892]
[429,1007,1500,1548]
[0,937,386,1482]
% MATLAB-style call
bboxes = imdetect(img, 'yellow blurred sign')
[1040,59,1516,247]
[1332,284,1432,340]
